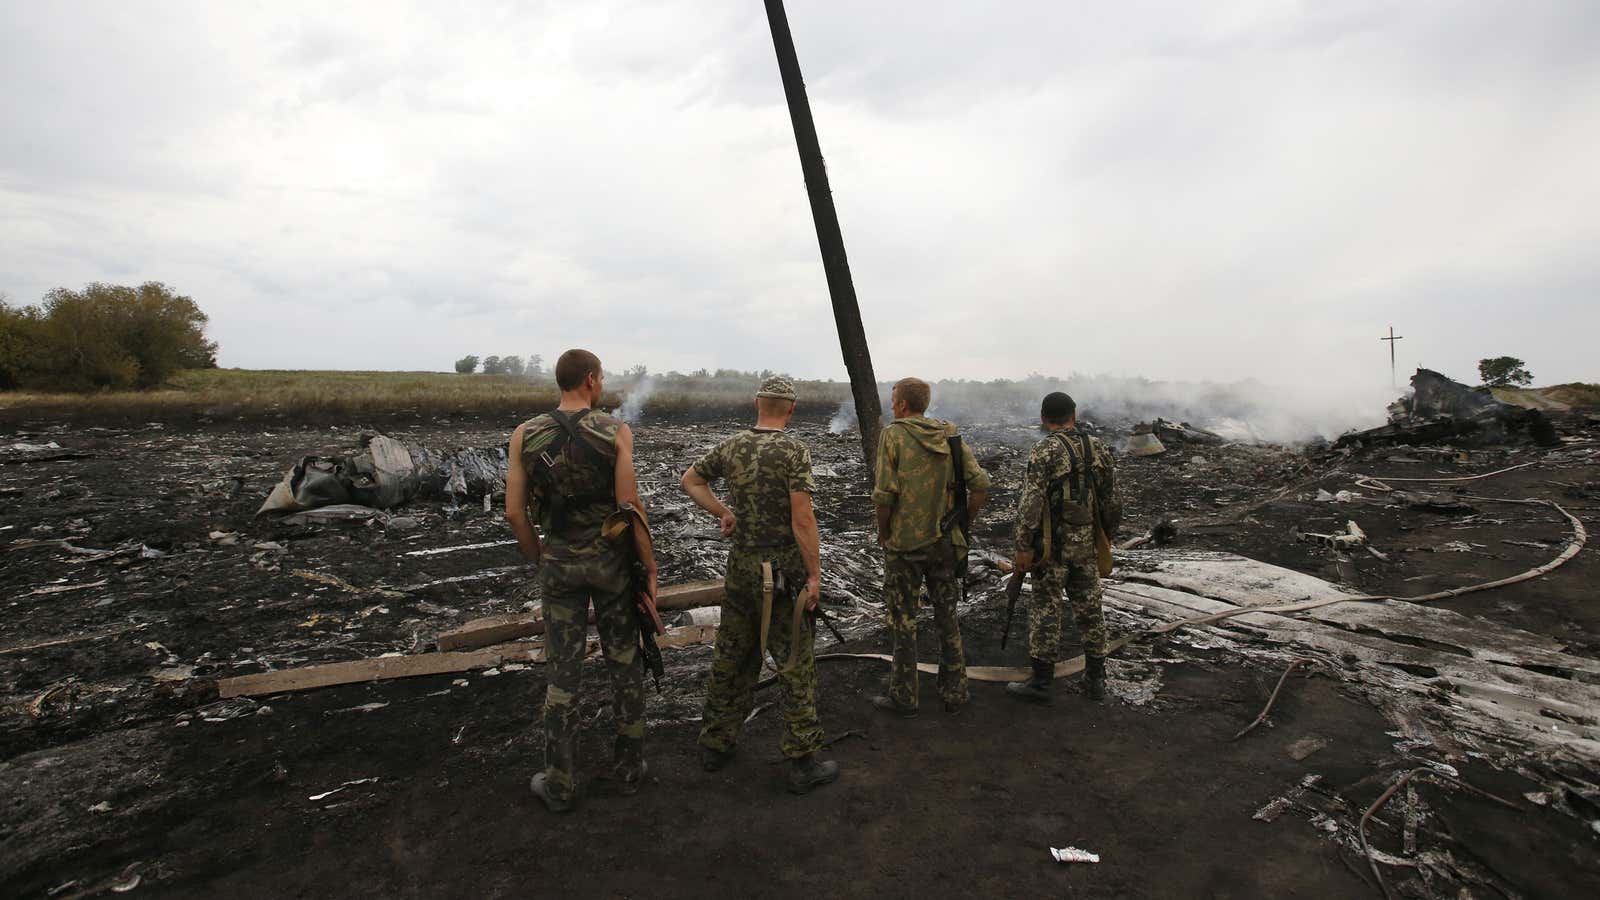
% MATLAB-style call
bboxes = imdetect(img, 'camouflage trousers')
[699,546,824,759]
[537,544,646,803]
[1029,552,1108,660]
[883,538,968,709]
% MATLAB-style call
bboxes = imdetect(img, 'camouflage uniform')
[519,409,644,803]
[1013,426,1121,660]
[873,415,992,709]
[692,411,824,759]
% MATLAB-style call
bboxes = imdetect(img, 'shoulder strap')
[1077,434,1098,509]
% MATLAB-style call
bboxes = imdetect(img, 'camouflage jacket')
[692,428,815,550]
[872,416,992,553]
[519,409,620,554]
[1013,426,1120,560]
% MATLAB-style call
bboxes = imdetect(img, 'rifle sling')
[762,565,807,674]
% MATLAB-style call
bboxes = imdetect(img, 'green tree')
[503,355,525,376]
[1478,357,1533,387]
[481,355,504,375]
[454,354,479,374]
[527,354,543,377]
[0,296,42,389]
[26,282,217,389]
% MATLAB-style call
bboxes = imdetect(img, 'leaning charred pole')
[763,0,882,480]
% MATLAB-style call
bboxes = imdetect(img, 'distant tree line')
[454,354,544,376]
[0,282,218,391]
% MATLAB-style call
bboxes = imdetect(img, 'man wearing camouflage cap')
[872,377,990,716]
[679,375,841,794]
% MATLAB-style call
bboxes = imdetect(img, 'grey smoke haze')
[827,373,1395,445]
[2,2,1597,389]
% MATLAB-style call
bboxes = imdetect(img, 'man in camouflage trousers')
[871,377,990,716]
[1008,391,1121,704]
[680,376,840,794]
[505,348,660,812]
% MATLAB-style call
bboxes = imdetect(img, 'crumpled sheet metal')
[259,434,508,515]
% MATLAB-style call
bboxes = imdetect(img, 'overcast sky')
[3,1,1597,392]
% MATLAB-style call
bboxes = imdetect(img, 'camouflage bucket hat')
[755,376,797,402]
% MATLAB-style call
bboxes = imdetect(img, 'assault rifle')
[773,570,846,646]
[605,504,666,689]
[1001,565,1026,651]
[1001,513,1051,651]
[632,558,666,689]
[941,435,971,584]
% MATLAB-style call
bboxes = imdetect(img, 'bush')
[2,282,216,390]
[1479,357,1533,387]
[454,355,479,374]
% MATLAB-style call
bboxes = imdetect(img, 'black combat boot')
[1005,658,1055,704]
[787,754,840,795]
[1084,655,1107,702]
[871,695,918,718]
[700,745,735,772]
[529,773,574,813]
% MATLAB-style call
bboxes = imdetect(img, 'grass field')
[0,368,854,423]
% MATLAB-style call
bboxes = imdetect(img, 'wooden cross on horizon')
[1381,325,1404,389]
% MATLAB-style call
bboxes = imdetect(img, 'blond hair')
[892,377,931,414]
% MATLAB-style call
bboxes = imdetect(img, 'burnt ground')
[2,412,1598,898]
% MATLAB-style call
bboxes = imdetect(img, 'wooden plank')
[219,620,717,699]
[436,614,550,651]
[436,580,724,651]
[656,580,726,611]
[217,643,536,698]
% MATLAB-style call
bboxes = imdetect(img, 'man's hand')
[1014,549,1035,572]
[804,574,820,611]
[719,510,737,537]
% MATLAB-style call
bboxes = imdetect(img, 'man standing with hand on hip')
[681,376,840,794]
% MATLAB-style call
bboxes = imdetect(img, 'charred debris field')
[2,403,1599,898]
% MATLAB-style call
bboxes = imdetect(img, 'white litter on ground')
[1050,846,1101,864]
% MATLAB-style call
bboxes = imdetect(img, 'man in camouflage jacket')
[680,376,840,794]
[871,377,990,716]
[505,349,659,812]
[1008,391,1121,704]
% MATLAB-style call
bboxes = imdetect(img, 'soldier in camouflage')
[505,348,660,813]
[680,376,840,794]
[1007,391,1121,704]
[871,377,990,716]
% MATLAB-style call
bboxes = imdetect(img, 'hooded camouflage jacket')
[872,415,992,553]
[1013,426,1120,559]
[691,428,815,550]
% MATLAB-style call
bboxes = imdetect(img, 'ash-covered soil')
[2,411,1597,898]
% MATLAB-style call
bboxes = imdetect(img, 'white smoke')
[922,374,1396,445]
[828,401,857,434]
[618,376,657,424]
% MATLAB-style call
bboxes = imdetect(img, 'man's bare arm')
[790,490,821,610]
[681,467,736,537]
[614,424,658,598]
[504,424,542,564]
[967,489,988,527]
